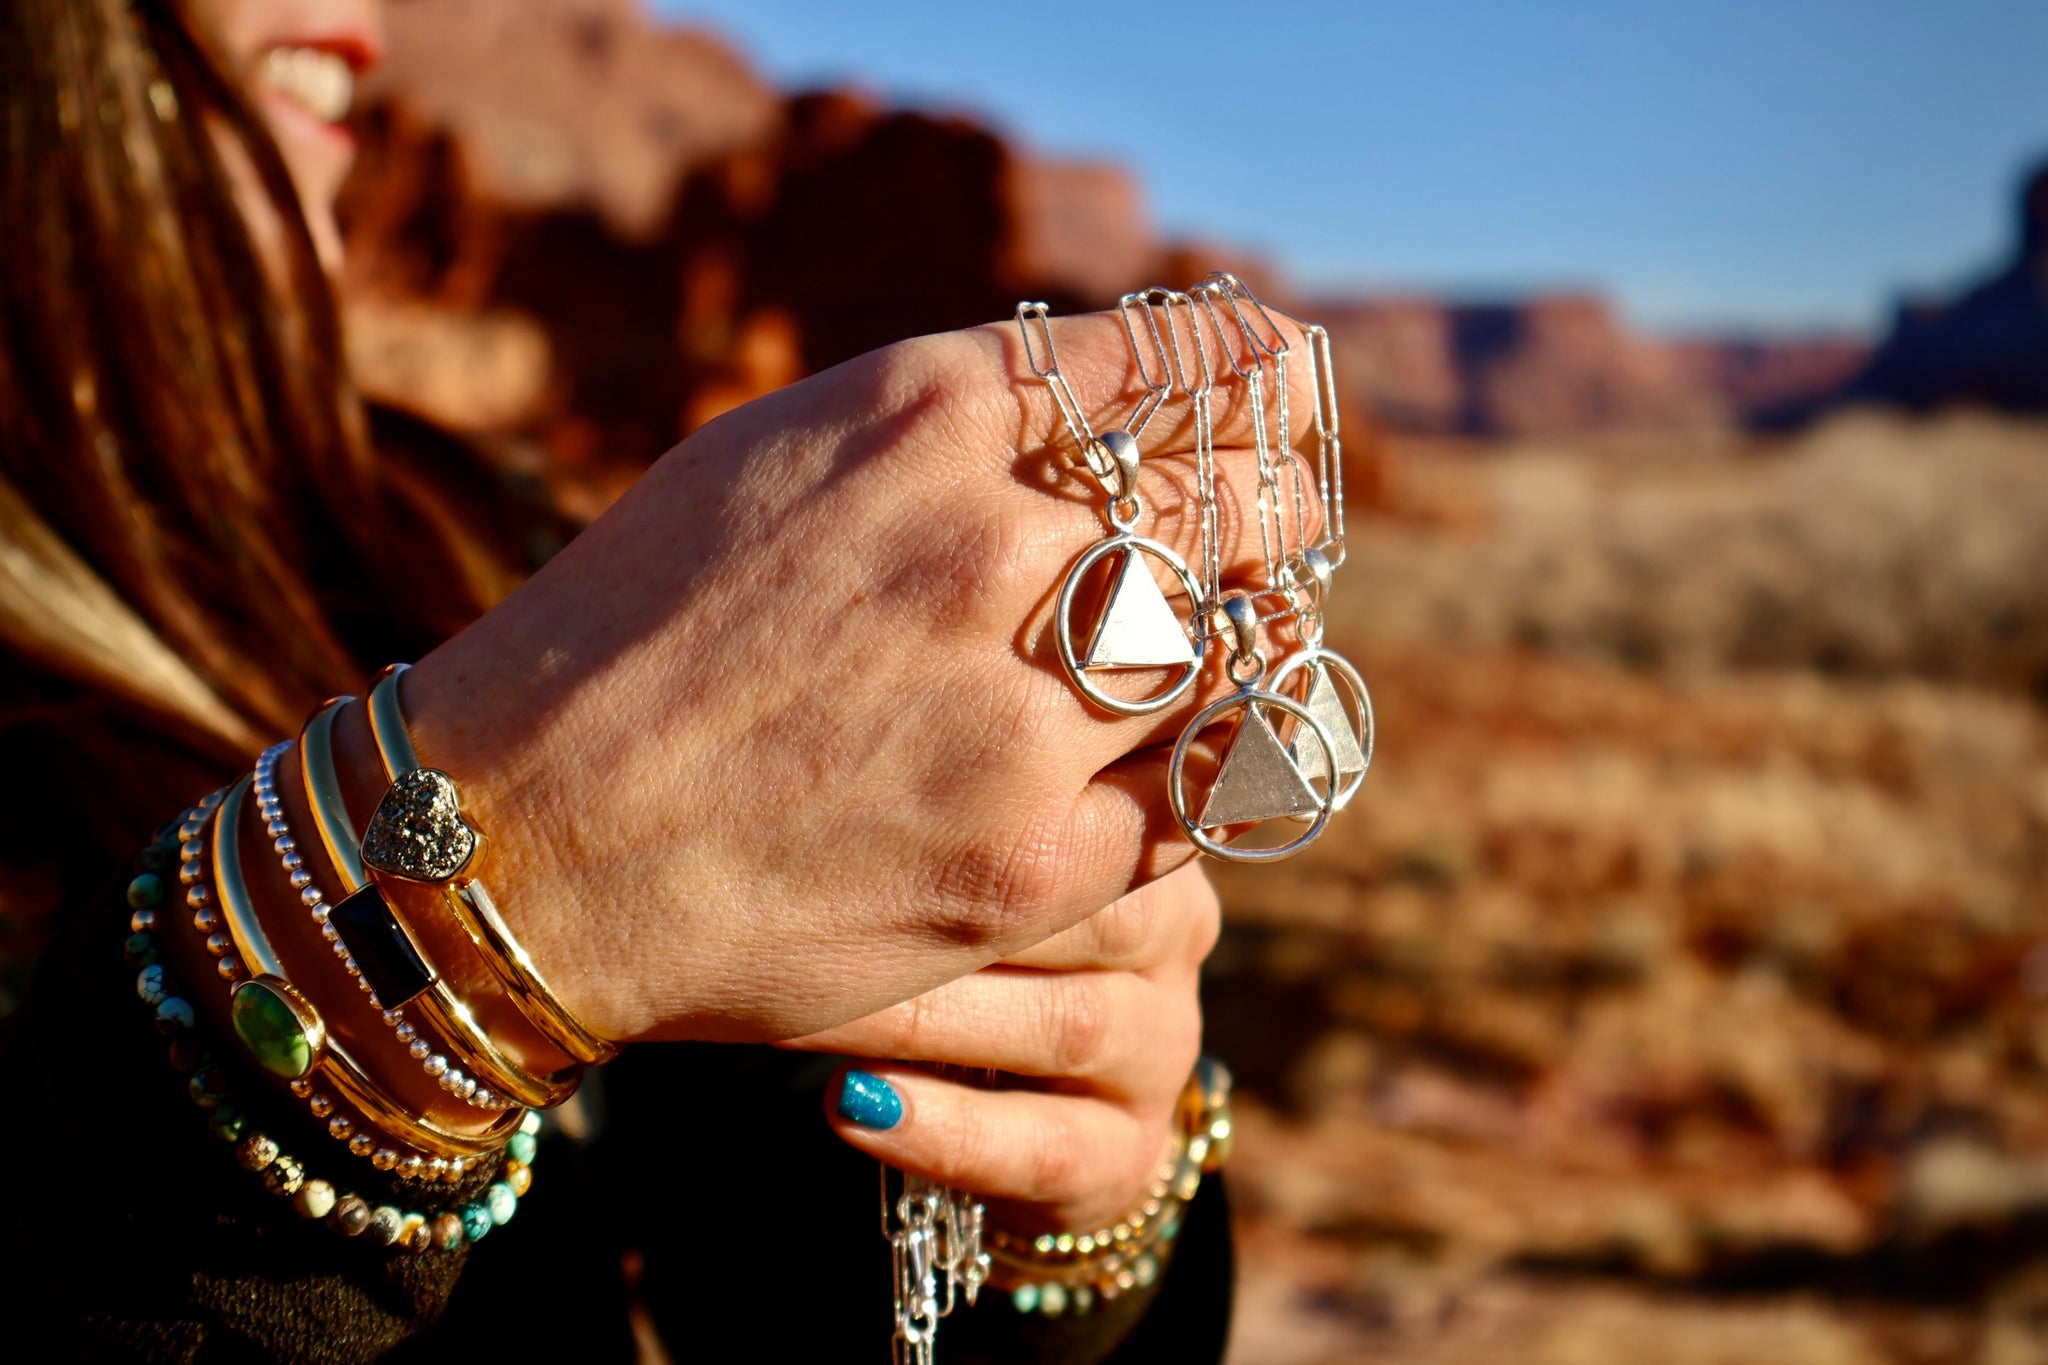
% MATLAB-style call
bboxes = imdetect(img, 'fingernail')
[837,1070,903,1130]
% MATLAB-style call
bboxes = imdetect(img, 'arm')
[4,310,1308,1358]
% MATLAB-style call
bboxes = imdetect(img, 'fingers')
[962,303,1331,586]
[826,1065,1168,1212]
[1001,861,1219,974]
[782,967,1195,1095]
[1125,442,1329,590]
[956,304,1325,469]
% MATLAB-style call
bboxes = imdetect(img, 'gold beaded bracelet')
[983,1058,1234,1318]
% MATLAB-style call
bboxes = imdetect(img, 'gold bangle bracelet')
[302,687,584,1108]
[450,880,619,1066]
[300,696,367,890]
[365,665,617,1067]
[352,667,589,1105]
[299,703,537,1113]
[209,776,522,1161]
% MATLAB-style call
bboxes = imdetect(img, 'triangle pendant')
[1289,664,1368,783]
[1083,549,1196,670]
[1199,706,1322,827]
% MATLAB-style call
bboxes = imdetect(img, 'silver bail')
[1219,591,1260,663]
[1091,428,1142,503]
[1298,545,1333,598]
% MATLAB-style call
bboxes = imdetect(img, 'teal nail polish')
[838,1070,903,1130]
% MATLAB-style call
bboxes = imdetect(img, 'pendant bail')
[1219,591,1260,663]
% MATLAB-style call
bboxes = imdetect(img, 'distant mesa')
[1844,159,2048,416]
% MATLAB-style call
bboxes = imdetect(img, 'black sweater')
[0,855,1232,1364]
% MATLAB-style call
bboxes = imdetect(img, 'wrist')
[392,643,662,1046]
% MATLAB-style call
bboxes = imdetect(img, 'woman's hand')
[387,312,1314,1051]
[782,861,1221,1237]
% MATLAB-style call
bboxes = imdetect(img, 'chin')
[256,90,352,271]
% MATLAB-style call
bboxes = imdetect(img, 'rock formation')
[1847,159,2048,415]
[1666,334,1872,429]
[339,0,1203,512]
[1315,294,1873,438]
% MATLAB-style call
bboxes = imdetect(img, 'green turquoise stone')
[1011,1284,1040,1315]
[459,1202,493,1242]
[231,979,314,1080]
[126,874,165,910]
[506,1132,538,1165]
[209,1107,246,1142]
[124,933,158,967]
[484,1182,517,1227]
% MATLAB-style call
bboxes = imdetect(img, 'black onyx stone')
[330,883,434,1005]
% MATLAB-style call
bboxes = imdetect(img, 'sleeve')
[0,840,1234,1363]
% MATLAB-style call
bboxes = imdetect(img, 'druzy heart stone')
[361,767,478,882]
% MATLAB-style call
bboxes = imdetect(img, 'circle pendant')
[1266,646,1375,812]
[1168,687,1338,863]
[1054,534,1205,717]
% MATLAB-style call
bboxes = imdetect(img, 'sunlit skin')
[176,0,1270,1240]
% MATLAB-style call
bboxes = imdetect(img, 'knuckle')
[1091,897,1154,966]
[877,501,1022,618]
[1161,998,1204,1082]
[996,833,1068,929]
[890,991,935,1061]
[1183,877,1223,965]
[930,818,1071,947]
[1026,1116,1086,1202]
[916,325,1021,449]
[1122,1120,1168,1197]
[1046,976,1113,1076]
[865,331,956,406]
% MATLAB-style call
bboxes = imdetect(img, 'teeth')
[261,47,352,125]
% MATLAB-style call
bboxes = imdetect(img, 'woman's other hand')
[783,861,1221,1236]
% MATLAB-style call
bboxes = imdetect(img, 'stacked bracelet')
[194,779,523,1172]
[986,1057,1235,1319]
[302,669,589,1110]
[262,727,514,1112]
[126,837,539,1252]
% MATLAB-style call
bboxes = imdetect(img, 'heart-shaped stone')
[361,767,478,882]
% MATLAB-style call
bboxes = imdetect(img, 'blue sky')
[654,0,2048,337]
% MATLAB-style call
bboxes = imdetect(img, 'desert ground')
[1214,412,2048,1364]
